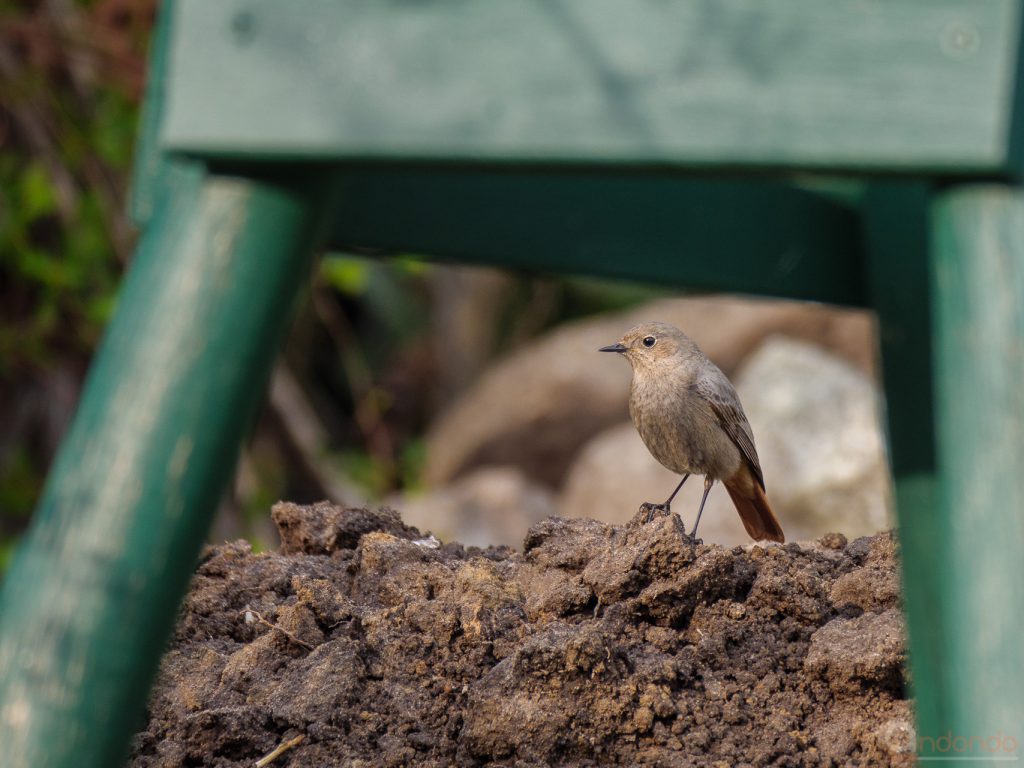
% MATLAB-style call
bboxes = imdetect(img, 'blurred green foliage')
[0,159,122,371]
[336,438,427,499]
[0,0,154,565]
[0,1,149,365]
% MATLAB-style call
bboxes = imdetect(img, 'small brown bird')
[600,322,784,543]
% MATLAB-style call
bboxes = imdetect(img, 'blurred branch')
[266,364,358,506]
[311,283,397,488]
[505,278,562,348]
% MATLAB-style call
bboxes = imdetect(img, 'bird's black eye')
[642,336,656,348]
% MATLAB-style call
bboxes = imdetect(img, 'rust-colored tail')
[724,470,785,543]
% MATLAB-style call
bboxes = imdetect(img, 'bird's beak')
[599,342,627,353]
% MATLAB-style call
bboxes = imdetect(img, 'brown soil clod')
[131,503,913,767]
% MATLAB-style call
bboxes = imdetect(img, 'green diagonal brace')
[0,162,335,767]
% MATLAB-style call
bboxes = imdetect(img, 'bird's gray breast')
[629,376,718,476]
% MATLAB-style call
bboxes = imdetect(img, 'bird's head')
[599,322,701,372]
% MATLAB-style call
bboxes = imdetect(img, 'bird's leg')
[687,476,714,544]
[664,474,690,507]
[643,474,690,523]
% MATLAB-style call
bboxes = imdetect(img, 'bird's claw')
[640,502,671,524]
[683,532,703,546]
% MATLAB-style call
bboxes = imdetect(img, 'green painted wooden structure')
[1,1,1022,764]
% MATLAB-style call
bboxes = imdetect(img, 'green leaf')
[320,256,369,295]
[21,163,57,221]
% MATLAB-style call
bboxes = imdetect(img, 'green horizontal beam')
[331,170,868,306]
[162,0,1024,175]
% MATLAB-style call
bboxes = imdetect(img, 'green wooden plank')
[330,170,867,306]
[929,186,1024,755]
[129,0,175,226]
[0,163,337,767]
[863,184,948,744]
[162,0,1023,175]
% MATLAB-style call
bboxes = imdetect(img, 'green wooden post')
[0,162,335,767]
[863,184,948,742]
[929,186,1024,754]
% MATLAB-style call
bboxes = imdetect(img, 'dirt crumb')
[132,504,913,767]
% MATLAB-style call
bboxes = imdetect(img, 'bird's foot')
[682,531,704,547]
[639,501,671,523]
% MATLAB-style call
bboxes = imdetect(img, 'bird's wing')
[694,371,765,490]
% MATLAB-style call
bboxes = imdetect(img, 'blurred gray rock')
[424,296,874,489]
[390,466,556,549]
[738,337,892,539]
[560,337,892,544]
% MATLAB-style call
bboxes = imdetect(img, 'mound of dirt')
[131,503,913,767]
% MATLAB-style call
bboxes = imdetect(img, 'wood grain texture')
[161,0,1022,174]
[930,186,1024,751]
